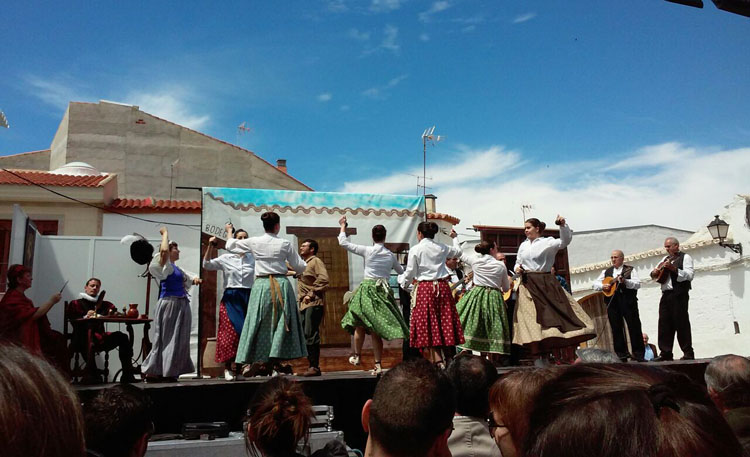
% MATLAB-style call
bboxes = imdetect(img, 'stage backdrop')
[202,188,425,345]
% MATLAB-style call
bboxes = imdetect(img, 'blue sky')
[2,1,749,233]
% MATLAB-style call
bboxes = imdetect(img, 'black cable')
[2,168,201,230]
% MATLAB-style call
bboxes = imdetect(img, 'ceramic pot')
[126,304,139,318]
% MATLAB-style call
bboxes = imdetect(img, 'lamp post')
[707,215,742,255]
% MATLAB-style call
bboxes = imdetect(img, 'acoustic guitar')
[451,271,474,299]
[601,277,620,297]
[503,278,519,302]
[651,255,677,284]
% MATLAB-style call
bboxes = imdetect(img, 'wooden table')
[73,316,153,384]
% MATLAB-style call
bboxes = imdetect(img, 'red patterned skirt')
[410,280,465,348]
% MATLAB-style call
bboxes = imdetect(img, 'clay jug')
[126,304,139,318]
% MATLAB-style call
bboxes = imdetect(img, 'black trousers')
[606,295,645,359]
[399,286,421,361]
[657,290,693,357]
[301,306,324,368]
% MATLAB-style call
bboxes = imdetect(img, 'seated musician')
[68,278,136,382]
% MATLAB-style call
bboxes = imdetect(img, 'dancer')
[225,212,307,375]
[513,216,595,362]
[399,221,464,367]
[202,229,255,381]
[142,227,201,382]
[452,238,511,357]
[338,216,409,375]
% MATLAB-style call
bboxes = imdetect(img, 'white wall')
[568,226,693,267]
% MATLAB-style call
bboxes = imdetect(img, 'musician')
[446,257,466,296]
[651,237,694,361]
[592,250,645,362]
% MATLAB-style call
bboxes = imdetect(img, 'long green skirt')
[456,286,510,354]
[235,276,307,364]
[341,279,409,341]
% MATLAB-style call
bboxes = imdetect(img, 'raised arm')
[286,242,307,275]
[158,227,169,266]
[32,293,62,320]
[202,236,222,271]
[337,216,368,256]
[552,215,572,250]
[447,229,464,259]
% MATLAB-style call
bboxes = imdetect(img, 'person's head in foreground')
[0,344,86,457]
[523,363,744,457]
[704,354,750,413]
[84,384,154,457]
[363,358,455,457]
[447,353,498,418]
[245,376,314,457]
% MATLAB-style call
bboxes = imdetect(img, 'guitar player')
[593,250,645,362]
[651,237,695,361]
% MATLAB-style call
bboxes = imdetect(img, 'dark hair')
[234,228,248,238]
[523,364,744,457]
[372,225,387,243]
[84,384,154,457]
[85,277,101,287]
[525,218,546,234]
[447,354,498,417]
[0,344,86,457]
[417,221,439,239]
[489,368,558,454]
[261,212,280,232]
[6,264,31,289]
[705,354,750,409]
[474,240,496,255]
[302,239,319,255]
[245,377,313,457]
[168,241,179,250]
[369,359,455,457]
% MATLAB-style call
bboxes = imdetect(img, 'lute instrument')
[601,266,633,297]
[650,255,678,284]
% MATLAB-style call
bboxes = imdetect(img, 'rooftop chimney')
[276,159,287,174]
[425,194,437,213]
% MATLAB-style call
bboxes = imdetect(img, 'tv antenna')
[521,204,533,221]
[236,122,252,146]
[404,173,432,195]
[421,125,443,196]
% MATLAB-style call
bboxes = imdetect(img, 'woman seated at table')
[0,264,69,374]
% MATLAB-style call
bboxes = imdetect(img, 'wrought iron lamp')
[707,215,742,255]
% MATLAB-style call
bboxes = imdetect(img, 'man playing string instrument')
[592,250,645,362]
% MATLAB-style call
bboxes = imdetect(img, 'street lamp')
[707,215,742,255]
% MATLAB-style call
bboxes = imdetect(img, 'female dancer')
[202,229,255,381]
[452,238,511,357]
[142,227,201,382]
[399,221,465,367]
[513,216,595,361]
[225,212,307,376]
[337,216,409,375]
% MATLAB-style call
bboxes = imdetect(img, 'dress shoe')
[652,355,673,362]
[298,366,321,377]
[274,364,294,375]
[224,369,237,381]
[120,372,138,383]
[680,354,695,360]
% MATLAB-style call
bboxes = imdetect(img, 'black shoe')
[653,355,673,362]
[120,372,138,383]
[680,354,695,360]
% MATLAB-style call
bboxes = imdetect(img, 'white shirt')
[660,252,694,291]
[399,237,463,287]
[337,232,404,279]
[148,254,197,287]
[225,233,306,276]
[514,224,572,273]
[459,253,511,292]
[202,252,255,289]
[593,265,641,291]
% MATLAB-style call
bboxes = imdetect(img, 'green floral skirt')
[341,279,409,341]
[456,286,510,354]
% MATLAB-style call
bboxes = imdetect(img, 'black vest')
[666,252,691,293]
[605,265,638,305]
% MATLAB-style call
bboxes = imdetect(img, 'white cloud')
[126,89,210,130]
[512,12,537,24]
[381,24,400,52]
[317,92,333,102]
[419,33,430,42]
[462,25,476,33]
[25,75,90,110]
[370,0,401,12]
[419,1,451,22]
[339,142,750,232]
[362,74,408,99]
[327,0,348,12]
[348,28,371,41]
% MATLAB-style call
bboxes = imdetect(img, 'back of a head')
[372,225,387,243]
[575,347,621,364]
[0,344,86,457]
[84,384,154,457]
[417,221,439,239]
[705,354,750,409]
[523,364,744,457]
[447,354,498,417]
[369,359,455,457]
[261,212,280,232]
[245,377,314,457]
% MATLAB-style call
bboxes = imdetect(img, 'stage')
[74,355,711,453]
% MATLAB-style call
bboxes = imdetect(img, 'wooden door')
[312,237,351,345]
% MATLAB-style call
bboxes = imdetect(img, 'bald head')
[664,237,681,256]
[610,250,624,268]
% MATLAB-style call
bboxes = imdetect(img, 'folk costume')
[399,238,465,350]
[142,255,196,378]
[656,251,694,360]
[297,254,329,371]
[453,240,511,355]
[202,251,255,364]
[338,232,409,341]
[226,233,307,364]
[593,265,645,361]
[513,224,595,353]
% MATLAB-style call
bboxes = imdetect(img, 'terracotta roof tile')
[0,169,111,188]
[108,198,202,212]
[428,212,460,225]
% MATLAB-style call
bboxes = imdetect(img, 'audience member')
[643,333,658,361]
[705,354,750,453]
[488,368,558,457]
[83,384,154,457]
[0,264,69,373]
[363,358,455,457]
[0,344,86,457]
[524,363,744,457]
[446,354,501,457]
[574,347,621,364]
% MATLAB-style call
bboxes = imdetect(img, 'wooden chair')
[63,301,111,383]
